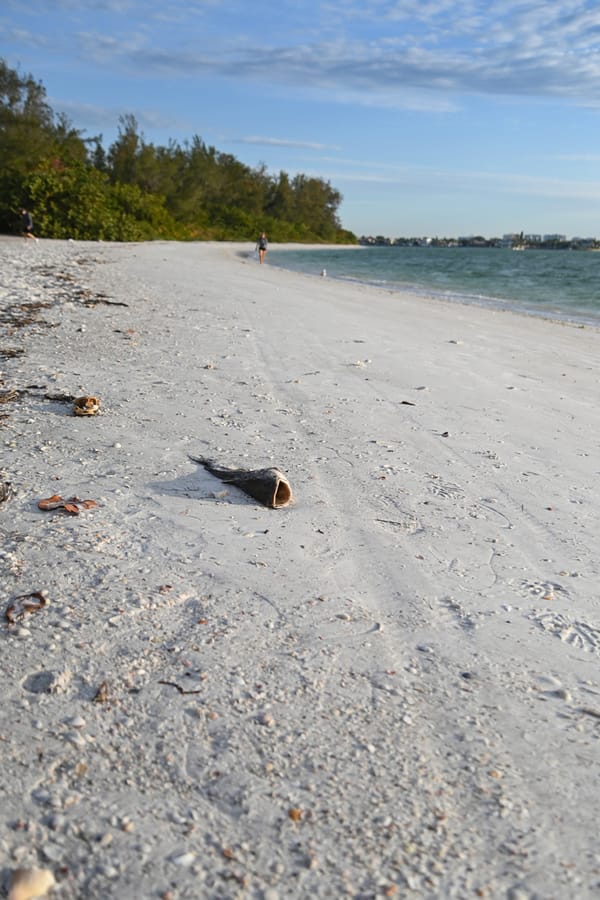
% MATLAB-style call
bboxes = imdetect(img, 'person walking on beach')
[256,231,268,264]
[21,208,37,241]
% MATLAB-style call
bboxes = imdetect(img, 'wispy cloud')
[554,153,600,162]
[63,0,600,108]
[7,0,600,110]
[50,97,183,134]
[235,135,342,151]
[312,162,600,203]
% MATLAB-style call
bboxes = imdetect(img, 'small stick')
[158,680,203,695]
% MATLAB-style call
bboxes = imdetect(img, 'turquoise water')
[268,246,600,326]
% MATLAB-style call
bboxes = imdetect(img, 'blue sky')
[3,0,600,238]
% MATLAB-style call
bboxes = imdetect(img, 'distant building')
[360,232,597,248]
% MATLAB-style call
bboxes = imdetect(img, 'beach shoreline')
[1,239,599,899]
[266,241,600,330]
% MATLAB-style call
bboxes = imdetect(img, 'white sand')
[1,237,599,899]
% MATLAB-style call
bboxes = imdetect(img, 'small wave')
[270,247,600,328]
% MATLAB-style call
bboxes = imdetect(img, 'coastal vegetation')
[360,234,600,250]
[0,59,355,243]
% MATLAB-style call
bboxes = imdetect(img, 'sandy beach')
[1,237,599,900]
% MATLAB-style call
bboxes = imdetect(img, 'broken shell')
[73,396,101,416]
[170,851,196,867]
[38,495,98,515]
[37,495,66,511]
[8,867,56,900]
[258,711,276,727]
[1,480,15,504]
[5,591,47,624]
[93,680,110,703]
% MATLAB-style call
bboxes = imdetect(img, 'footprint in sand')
[529,610,600,655]
[374,514,422,536]
[436,596,478,633]
[520,579,569,601]
[427,477,465,501]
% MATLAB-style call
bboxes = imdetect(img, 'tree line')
[0,59,356,243]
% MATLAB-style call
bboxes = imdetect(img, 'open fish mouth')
[189,456,293,509]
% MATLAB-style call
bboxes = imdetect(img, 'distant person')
[21,208,37,241]
[256,231,268,264]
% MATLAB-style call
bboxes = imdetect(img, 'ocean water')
[267,246,600,327]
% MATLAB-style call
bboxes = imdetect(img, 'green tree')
[0,56,355,243]
[107,114,142,185]
[0,60,73,230]
[266,171,295,222]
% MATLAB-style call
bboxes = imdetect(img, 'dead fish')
[189,456,293,509]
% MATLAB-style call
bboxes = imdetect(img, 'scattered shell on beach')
[0,389,21,404]
[5,591,47,624]
[258,711,276,727]
[38,495,98,515]
[8,867,55,900]
[170,851,196,867]
[73,395,101,416]
[93,680,110,703]
[1,480,15,504]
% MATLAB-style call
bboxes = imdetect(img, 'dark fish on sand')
[190,456,293,508]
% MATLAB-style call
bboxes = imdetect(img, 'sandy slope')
[1,238,599,899]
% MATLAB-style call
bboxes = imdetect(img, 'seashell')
[170,851,196,867]
[73,395,100,416]
[38,494,67,511]
[8,867,56,900]
[1,480,15,504]
[5,591,47,624]
[38,495,97,515]
[190,456,292,508]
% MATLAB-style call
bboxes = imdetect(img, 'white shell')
[8,868,56,900]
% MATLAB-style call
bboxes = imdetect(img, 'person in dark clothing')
[256,231,268,264]
[21,209,37,240]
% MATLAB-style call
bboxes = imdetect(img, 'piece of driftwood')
[190,456,293,508]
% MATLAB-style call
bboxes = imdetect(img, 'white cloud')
[236,135,342,151]
[67,0,600,106]
[51,97,182,134]
[8,1,600,108]
[329,164,600,202]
